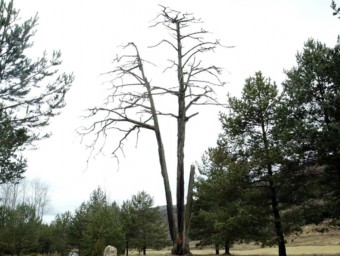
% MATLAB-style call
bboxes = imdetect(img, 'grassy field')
[140,222,340,256]
[188,246,340,255]
[143,245,340,256]
[141,246,340,256]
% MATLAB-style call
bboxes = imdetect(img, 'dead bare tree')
[80,6,228,255]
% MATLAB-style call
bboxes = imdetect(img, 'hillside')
[229,219,340,251]
[286,221,340,246]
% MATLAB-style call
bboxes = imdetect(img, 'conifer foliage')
[0,0,73,184]
[121,191,168,255]
[193,39,340,256]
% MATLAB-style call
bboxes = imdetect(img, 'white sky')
[13,0,339,223]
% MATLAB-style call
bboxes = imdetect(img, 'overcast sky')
[13,0,339,223]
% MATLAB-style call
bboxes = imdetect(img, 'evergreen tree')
[68,188,124,256]
[192,141,273,254]
[220,72,288,256]
[37,223,53,255]
[0,0,73,184]
[121,200,136,255]
[0,203,41,255]
[50,211,73,256]
[122,191,168,255]
[68,202,88,255]
[278,39,340,220]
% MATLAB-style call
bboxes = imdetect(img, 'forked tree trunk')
[84,7,224,256]
[154,127,176,242]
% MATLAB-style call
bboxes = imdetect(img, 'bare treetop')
[80,6,229,158]
[151,6,226,90]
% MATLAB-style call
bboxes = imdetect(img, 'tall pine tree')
[220,72,287,256]
[279,39,340,220]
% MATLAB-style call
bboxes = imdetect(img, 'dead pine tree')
[80,6,229,255]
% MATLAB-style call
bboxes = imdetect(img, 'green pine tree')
[192,140,274,254]
[220,71,287,256]
[279,39,340,220]
[122,191,168,255]
[0,203,41,255]
[68,188,124,256]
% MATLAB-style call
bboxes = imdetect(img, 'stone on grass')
[104,245,117,256]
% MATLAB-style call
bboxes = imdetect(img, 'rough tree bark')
[80,6,227,255]
[183,165,195,252]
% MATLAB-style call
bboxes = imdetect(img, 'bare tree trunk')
[137,47,177,243]
[155,128,176,242]
[184,165,195,252]
[185,165,195,234]
[175,19,187,255]
[175,105,186,254]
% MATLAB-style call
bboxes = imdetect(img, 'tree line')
[0,187,168,255]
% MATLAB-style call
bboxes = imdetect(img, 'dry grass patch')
[127,221,340,255]
[184,246,340,255]
[132,245,340,256]
[231,246,340,255]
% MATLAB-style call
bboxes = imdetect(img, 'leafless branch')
[152,86,179,96]
[187,112,199,120]
[149,39,177,51]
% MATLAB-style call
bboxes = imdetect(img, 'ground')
[140,220,340,256]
